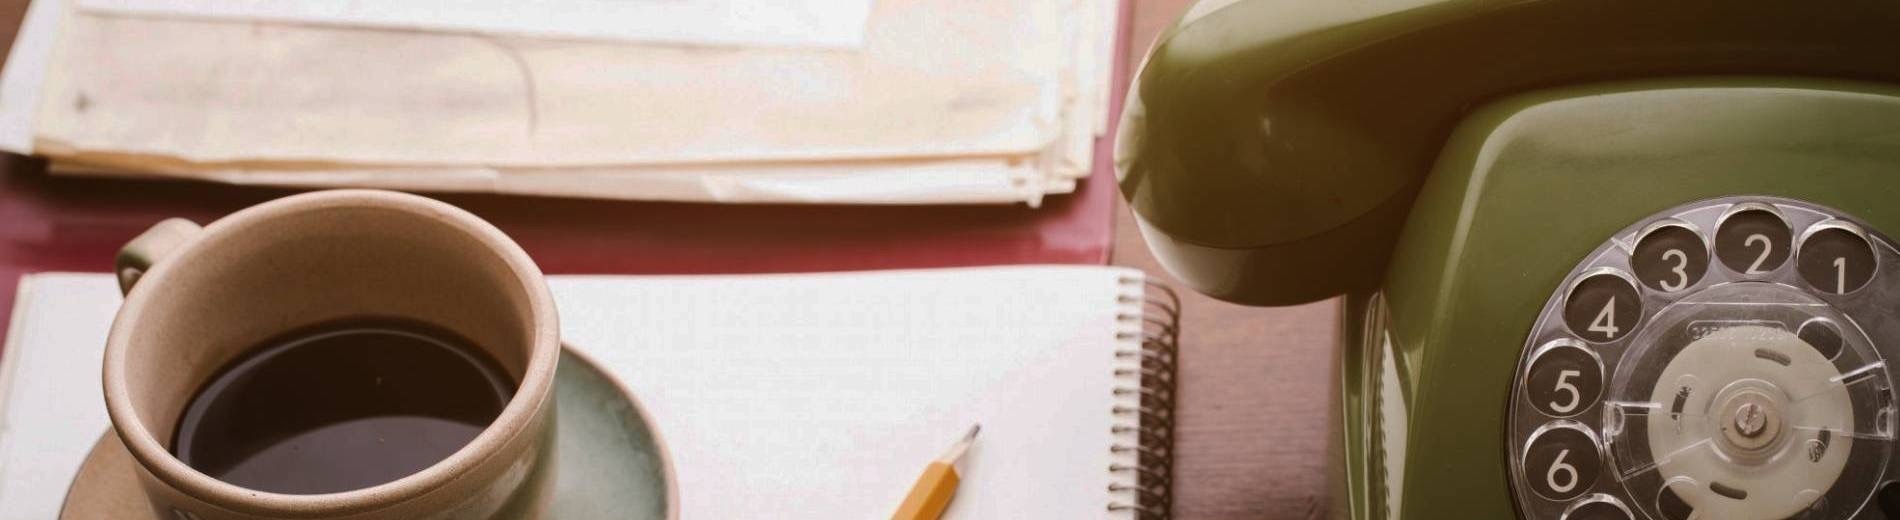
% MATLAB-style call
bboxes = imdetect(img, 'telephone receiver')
[1119,0,1900,305]
[1120,1,1900,519]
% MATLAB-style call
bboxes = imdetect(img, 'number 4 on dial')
[1564,272,1640,343]
[1588,300,1617,340]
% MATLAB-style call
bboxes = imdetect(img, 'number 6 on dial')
[1547,449,1577,494]
[1522,424,1600,501]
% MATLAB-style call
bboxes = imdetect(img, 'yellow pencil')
[891,424,981,520]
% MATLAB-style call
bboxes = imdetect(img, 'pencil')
[891,424,981,520]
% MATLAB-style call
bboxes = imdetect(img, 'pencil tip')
[939,424,982,463]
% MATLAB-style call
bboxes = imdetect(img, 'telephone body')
[1118,1,1900,519]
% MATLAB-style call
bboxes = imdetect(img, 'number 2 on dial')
[1588,299,1618,339]
[1745,233,1774,274]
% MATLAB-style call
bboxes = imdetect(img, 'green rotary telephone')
[1116,1,1900,519]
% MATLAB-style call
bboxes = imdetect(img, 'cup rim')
[102,190,561,517]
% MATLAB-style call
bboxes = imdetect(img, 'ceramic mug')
[103,190,561,520]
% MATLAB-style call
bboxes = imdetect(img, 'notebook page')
[0,267,1141,519]
[0,274,123,519]
[550,266,1141,519]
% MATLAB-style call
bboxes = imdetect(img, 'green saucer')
[61,347,676,519]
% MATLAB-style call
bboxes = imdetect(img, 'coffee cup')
[103,190,560,519]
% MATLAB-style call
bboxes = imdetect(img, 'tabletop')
[0,1,1338,518]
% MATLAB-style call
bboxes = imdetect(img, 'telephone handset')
[1119,0,1900,306]
[1118,1,1900,519]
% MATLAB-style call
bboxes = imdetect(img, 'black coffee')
[172,318,515,495]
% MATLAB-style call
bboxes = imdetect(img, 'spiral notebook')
[0,266,1179,519]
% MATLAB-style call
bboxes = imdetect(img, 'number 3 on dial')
[1660,249,1690,291]
[1633,224,1707,293]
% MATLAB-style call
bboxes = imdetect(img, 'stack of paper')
[0,0,1119,205]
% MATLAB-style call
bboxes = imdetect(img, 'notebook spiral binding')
[1108,277,1180,519]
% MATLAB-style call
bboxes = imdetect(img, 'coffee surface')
[172,318,514,495]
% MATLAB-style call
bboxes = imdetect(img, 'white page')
[548,267,1143,519]
[0,275,122,520]
[0,268,1143,519]
[75,0,873,49]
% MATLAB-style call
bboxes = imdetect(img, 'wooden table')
[0,1,1339,518]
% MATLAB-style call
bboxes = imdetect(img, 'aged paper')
[50,154,1055,205]
[37,0,1070,167]
[21,0,1118,204]
[76,0,873,48]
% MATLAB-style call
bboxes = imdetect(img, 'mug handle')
[115,218,203,295]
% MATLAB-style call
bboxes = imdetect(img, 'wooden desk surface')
[1116,2,1338,519]
[0,1,1339,518]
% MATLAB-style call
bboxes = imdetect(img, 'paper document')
[7,0,1125,205]
[75,0,874,48]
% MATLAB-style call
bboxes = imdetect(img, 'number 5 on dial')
[1550,370,1581,414]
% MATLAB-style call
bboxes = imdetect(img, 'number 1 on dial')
[1836,257,1848,294]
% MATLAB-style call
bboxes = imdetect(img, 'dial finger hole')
[1656,478,1697,520]
[1524,422,1603,502]
[1564,271,1641,343]
[1796,318,1844,361]
[1633,222,1709,293]
[1790,491,1827,519]
[1798,222,1876,295]
[1715,204,1792,276]
[1876,481,1900,517]
[1527,340,1604,418]
[1562,495,1633,520]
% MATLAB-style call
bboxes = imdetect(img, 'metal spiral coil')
[1109,278,1180,519]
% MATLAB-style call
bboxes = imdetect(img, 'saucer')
[60,347,678,519]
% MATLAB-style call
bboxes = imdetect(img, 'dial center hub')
[1714,387,1783,456]
[1734,403,1766,438]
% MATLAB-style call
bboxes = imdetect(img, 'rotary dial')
[1509,197,1900,520]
